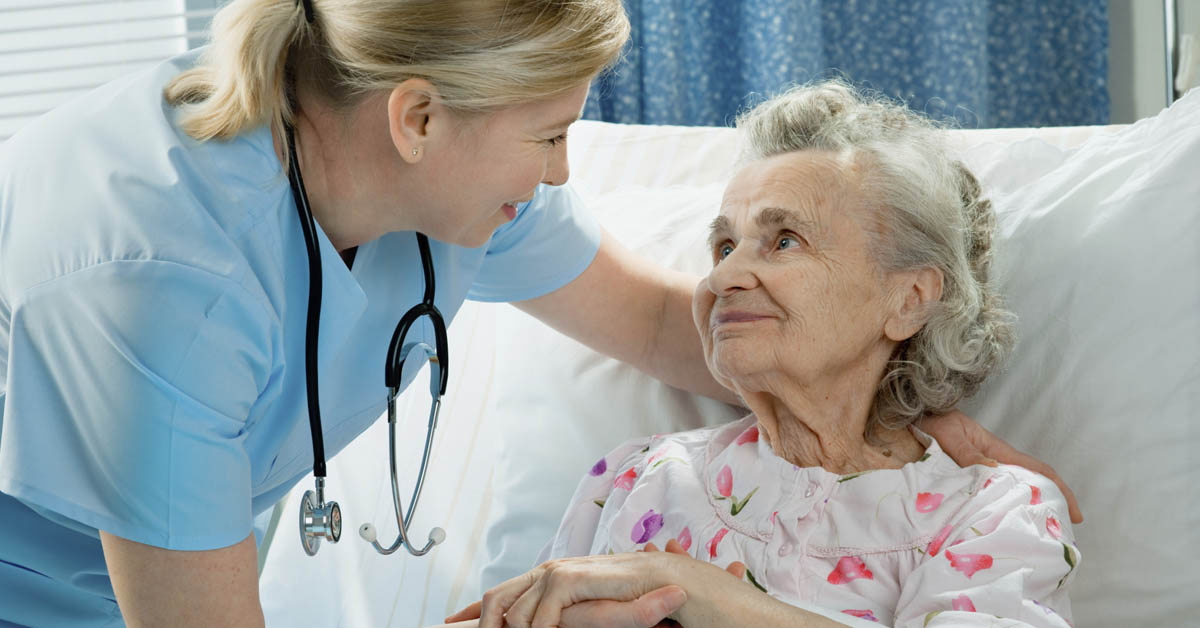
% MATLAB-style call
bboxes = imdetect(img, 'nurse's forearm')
[646,268,741,405]
[101,531,265,628]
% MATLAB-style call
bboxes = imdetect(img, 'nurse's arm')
[100,531,264,627]
[516,230,737,404]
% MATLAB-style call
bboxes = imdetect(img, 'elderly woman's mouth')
[711,310,776,328]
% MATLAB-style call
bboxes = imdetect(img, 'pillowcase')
[479,92,1200,628]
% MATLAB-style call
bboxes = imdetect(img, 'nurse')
[0,0,1079,626]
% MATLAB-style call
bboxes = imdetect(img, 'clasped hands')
[440,539,744,628]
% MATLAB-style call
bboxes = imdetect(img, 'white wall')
[1109,0,1200,123]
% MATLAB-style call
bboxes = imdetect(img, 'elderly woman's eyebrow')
[707,215,732,249]
[757,206,817,233]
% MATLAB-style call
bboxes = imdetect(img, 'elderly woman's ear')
[883,266,943,342]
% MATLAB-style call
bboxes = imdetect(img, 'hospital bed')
[258,89,1200,628]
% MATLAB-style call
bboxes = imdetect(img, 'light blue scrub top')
[0,49,602,626]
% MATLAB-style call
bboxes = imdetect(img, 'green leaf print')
[923,611,942,626]
[745,568,768,593]
[650,456,688,470]
[730,487,760,516]
[838,471,872,483]
[593,499,606,508]
[1058,543,1078,590]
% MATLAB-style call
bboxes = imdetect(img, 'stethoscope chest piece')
[299,479,342,556]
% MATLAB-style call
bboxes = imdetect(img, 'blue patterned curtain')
[584,0,1109,128]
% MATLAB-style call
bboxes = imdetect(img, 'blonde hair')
[736,80,1016,434]
[164,0,629,145]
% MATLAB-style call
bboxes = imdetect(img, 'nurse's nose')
[542,141,570,187]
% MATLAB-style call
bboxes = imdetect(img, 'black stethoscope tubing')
[284,120,328,479]
[285,119,449,557]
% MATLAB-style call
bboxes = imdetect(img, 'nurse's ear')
[386,78,441,164]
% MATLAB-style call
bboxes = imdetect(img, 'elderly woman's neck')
[738,376,924,474]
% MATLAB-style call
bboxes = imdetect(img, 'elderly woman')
[450,81,1080,628]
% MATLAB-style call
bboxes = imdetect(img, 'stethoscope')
[284,120,448,558]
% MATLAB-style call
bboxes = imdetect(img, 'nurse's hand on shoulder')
[101,531,265,627]
[921,409,1083,523]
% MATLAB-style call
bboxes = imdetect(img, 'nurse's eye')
[546,132,568,147]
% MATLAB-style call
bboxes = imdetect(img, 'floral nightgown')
[539,415,1079,627]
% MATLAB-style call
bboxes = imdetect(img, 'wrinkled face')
[692,150,900,392]
[418,82,589,247]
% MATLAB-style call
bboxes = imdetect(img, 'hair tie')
[296,0,315,24]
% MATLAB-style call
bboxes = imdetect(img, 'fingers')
[663,539,686,555]
[478,569,541,628]
[558,586,688,628]
[445,600,482,622]
[642,542,659,552]
[507,573,555,628]
[725,560,746,579]
[924,410,1083,524]
[1001,454,1084,524]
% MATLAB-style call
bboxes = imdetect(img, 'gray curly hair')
[735,80,1015,433]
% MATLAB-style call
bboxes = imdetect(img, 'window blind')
[0,0,217,141]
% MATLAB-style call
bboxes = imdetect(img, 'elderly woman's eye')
[778,235,800,250]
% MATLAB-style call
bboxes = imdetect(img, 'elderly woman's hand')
[921,409,1083,523]
[450,547,750,628]
[444,541,746,628]
[462,552,685,628]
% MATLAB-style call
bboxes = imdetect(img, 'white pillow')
[480,94,1200,628]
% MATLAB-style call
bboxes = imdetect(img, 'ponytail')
[164,0,312,142]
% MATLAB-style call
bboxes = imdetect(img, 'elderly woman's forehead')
[723,151,855,211]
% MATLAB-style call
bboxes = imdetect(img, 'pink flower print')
[707,528,729,559]
[588,457,607,476]
[646,446,668,466]
[842,609,879,622]
[916,492,944,513]
[735,425,760,446]
[1030,485,1043,505]
[928,524,953,556]
[827,556,874,585]
[676,526,692,552]
[713,465,759,515]
[945,550,994,578]
[770,511,778,527]
[631,509,664,544]
[952,595,976,612]
[1046,515,1063,539]
[716,465,733,497]
[614,468,637,490]
[983,475,996,490]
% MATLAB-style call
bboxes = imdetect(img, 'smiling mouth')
[710,312,775,330]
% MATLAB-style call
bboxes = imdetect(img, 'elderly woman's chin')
[704,338,782,393]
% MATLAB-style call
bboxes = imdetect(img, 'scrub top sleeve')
[467,183,603,303]
[0,261,277,551]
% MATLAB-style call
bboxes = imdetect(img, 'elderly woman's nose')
[707,245,759,294]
